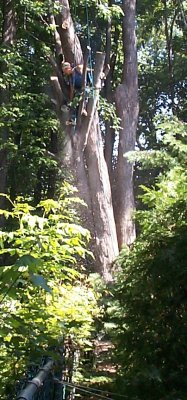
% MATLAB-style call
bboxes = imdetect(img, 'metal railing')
[17,360,54,400]
[16,339,79,400]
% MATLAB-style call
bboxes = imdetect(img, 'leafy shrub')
[0,184,101,397]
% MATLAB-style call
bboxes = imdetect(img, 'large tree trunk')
[85,119,119,281]
[0,0,16,224]
[114,0,139,249]
[50,1,119,280]
[73,55,119,281]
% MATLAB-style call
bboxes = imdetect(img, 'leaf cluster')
[0,185,101,398]
[108,119,187,400]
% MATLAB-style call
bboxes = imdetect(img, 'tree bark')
[85,119,119,281]
[73,53,119,280]
[0,0,16,224]
[104,9,116,182]
[2,0,16,44]
[54,0,83,65]
[114,0,139,248]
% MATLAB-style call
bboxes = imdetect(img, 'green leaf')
[15,254,41,268]
[30,273,52,293]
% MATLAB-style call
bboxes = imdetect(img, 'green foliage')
[109,119,187,400]
[99,96,121,132]
[137,0,187,151]
[0,185,101,398]
[0,32,60,201]
[96,2,124,20]
[128,117,187,169]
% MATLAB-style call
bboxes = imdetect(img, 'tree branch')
[77,52,106,150]
[54,0,83,64]
[49,13,63,57]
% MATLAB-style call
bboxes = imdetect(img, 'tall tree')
[49,0,139,278]
[0,0,16,223]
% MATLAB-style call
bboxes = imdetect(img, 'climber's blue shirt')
[71,69,82,90]
[63,66,92,91]
[63,67,83,91]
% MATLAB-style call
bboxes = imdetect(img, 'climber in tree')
[62,62,84,102]
[62,61,92,124]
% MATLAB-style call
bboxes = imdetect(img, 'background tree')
[135,0,187,199]
[0,0,16,220]
[109,118,187,400]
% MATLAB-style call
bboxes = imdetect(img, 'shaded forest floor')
[77,339,117,399]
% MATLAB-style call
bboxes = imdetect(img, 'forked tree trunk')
[114,0,139,249]
[50,0,119,280]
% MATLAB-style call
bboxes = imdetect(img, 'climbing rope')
[85,0,94,86]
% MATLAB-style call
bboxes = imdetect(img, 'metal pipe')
[17,359,54,400]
